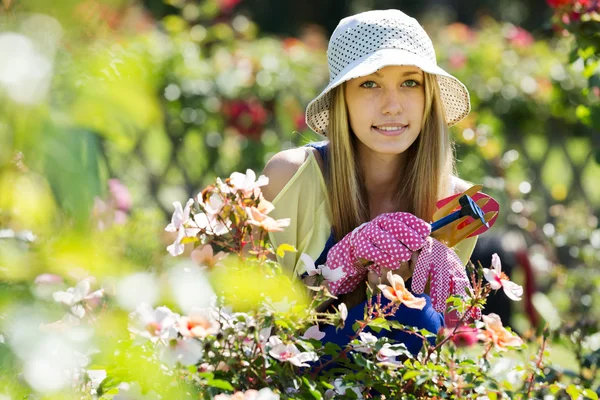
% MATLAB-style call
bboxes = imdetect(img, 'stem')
[525,330,548,398]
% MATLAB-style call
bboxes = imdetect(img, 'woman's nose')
[381,89,404,115]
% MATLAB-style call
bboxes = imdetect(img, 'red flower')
[222,98,269,140]
[218,0,242,13]
[546,0,573,8]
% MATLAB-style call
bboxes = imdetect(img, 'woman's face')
[344,65,425,156]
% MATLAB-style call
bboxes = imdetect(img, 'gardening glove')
[411,236,481,321]
[325,212,431,295]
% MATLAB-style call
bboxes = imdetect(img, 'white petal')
[491,253,502,274]
[300,253,318,276]
[53,290,75,306]
[501,280,523,301]
[302,325,326,341]
[321,264,345,282]
[255,174,269,187]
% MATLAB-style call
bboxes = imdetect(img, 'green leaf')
[276,243,297,258]
[566,384,582,400]
[402,370,421,381]
[368,317,391,332]
[206,379,234,391]
[583,389,599,400]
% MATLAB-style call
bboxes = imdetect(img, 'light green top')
[268,148,477,277]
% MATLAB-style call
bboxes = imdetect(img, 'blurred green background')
[0,0,599,391]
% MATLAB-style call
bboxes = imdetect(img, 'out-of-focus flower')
[445,22,475,43]
[53,278,104,319]
[217,0,242,14]
[506,26,534,48]
[301,325,325,341]
[161,338,203,367]
[483,253,524,301]
[222,99,269,140]
[447,325,479,348]
[214,388,280,400]
[191,244,227,269]
[178,309,220,339]
[165,199,200,256]
[448,52,467,70]
[115,272,159,311]
[108,179,131,212]
[246,206,290,232]
[352,332,378,354]
[0,32,54,105]
[546,0,572,8]
[325,378,364,399]
[128,303,179,343]
[477,313,523,351]
[268,336,318,367]
[377,271,426,309]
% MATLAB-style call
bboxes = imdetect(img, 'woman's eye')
[360,81,378,89]
[402,80,420,87]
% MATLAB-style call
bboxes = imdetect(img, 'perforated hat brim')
[306,48,470,135]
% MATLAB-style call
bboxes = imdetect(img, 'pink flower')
[178,309,220,339]
[108,179,131,212]
[268,336,318,367]
[477,313,523,351]
[246,206,290,232]
[377,271,426,309]
[483,254,524,301]
[190,244,227,269]
[506,26,534,48]
[448,52,467,70]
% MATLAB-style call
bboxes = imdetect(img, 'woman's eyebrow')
[371,70,423,77]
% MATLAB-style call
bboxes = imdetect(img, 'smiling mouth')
[372,125,408,136]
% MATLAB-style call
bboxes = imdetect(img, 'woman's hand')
[326,212,430,295]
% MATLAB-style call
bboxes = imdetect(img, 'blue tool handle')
[430,210,462,232]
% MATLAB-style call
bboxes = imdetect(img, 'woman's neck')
[356,143,408,217]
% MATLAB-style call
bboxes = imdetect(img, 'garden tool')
[430,185,499,248]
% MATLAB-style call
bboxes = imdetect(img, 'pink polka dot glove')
[411,237,481,320]
[325,212,431,295]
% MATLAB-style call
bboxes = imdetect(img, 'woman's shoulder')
[262,147,325,202]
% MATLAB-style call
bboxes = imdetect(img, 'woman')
[262,9,478,354]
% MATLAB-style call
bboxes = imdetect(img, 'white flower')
[193,212,230,236]
[483,254,524,301]
[325,378,364,399]
[352,332,378,354]
[301,325,325,341]
[376,343,406,366]
[300,254,345,282]
[229,169,269,196]
[161,338,203,367]
[53,279,104,319]
[268,336,318,367]
[165,199,200,256]
[128,303,179,343]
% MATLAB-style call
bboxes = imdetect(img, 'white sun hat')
[305,9,471,135]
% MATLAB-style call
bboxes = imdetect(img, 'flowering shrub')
[1,168,600,399]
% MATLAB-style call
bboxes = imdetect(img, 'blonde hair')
[327,73,455,241]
